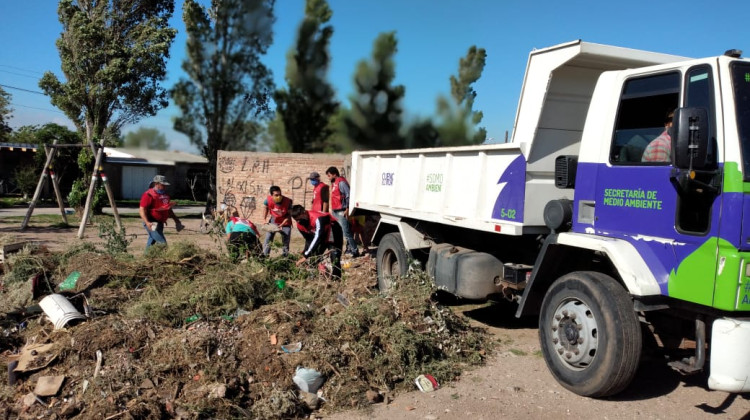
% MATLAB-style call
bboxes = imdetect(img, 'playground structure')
[20,139,122,239]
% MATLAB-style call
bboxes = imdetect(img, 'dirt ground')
[2,214,750,419]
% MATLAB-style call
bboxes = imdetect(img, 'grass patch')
[509,348,527,356]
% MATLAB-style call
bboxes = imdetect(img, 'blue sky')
[1,0,748,153]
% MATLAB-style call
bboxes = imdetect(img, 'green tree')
[38,0,176,213]
[13,166,37,200]
[9,124,82,202]
[436,46,487,146]
[0,86,12,140]
[10,124,82,180]
[344,32,405,150]
[172,0,276,203]
[124,127,170,150]
[39,0,177,144]
[274,0,338,153]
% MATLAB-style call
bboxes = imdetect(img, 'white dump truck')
[349,40,750,397]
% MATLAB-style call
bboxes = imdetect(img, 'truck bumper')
[708,318,750,392]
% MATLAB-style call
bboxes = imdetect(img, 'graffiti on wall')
[217,154,349,220]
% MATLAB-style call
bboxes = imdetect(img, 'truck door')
[597,66,720,304]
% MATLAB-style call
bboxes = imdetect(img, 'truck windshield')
[732,63,750,181]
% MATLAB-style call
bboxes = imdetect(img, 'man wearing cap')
[326,166,360,257]
[139,175,184,249]
[308,171,329,212]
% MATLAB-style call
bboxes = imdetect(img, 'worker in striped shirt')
[642,110,674,163]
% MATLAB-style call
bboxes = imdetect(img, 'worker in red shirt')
[326,166,360,257]
[139,175,183,250]
[308,171,329,212]
[262,185,293,256]
[290,204,343,278]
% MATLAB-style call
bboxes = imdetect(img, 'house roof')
[0,142,38,152]
[103,147,207,166]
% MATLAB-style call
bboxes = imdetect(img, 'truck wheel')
[539,271,641,397]
[376,233,409,291]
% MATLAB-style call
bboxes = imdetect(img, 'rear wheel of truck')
[539,271,641,397]
[376,233,409,291]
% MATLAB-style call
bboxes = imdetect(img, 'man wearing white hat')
[139,175,184,249]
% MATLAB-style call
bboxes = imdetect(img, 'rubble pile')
[0,241,491,419]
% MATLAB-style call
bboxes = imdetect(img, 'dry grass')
[0,239,492,419]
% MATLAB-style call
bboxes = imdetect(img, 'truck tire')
[539,271,641,397]
[376,233,409,291]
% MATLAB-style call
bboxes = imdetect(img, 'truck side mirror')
[672,107,710,170]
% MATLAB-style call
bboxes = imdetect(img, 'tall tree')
[274,0,338,153]
[436,46,487,145]
[0,86,12,141]
[344,32,405,150]
[39,0,177,144]
[172,0,275,203]
[124,127,170,150]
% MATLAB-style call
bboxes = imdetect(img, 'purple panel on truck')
[492,155,526,222]
[573,162,723,296]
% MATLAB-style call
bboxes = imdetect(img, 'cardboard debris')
[34,375,65,397]
[11,343,58,373]
[22,392,37,407]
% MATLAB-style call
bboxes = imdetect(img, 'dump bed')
[350,41,687,236]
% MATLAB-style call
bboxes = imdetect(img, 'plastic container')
[293,367,324,393]
[39,294,86,330]
[708,318,750,392]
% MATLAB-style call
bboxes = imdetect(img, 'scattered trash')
[34,375,65,397]
[22,392,37,407]
[365,389,383,403]
[269,334,278,345]
[281,342,302,353]
[12,343,58,373]
[93,350,103,378]
[274,279,286,290]
[299,391,320,410]
[233,308,251,318]
[415,374,439,392]
[220,315,233,322]
[39,294,86,330]
[140,379,155,389]
[336,293,350,307]
[7,360,18,386]
[185,314,202,324]
[293,367,324,393]
[58,271,81,291]
[188,382,225,398]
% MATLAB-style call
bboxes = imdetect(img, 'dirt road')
[2,214,749,419]
[328,301,750,420]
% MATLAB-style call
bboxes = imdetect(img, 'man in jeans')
[262,185,293,256]
[326,166,360,257]
[139,175,184,250]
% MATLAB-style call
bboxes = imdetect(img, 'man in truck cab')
[641,110,674,162]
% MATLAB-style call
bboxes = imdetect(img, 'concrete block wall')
[216,151,349,226]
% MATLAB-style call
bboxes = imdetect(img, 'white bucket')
[708,318,750,392]
[39,294,86,330]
